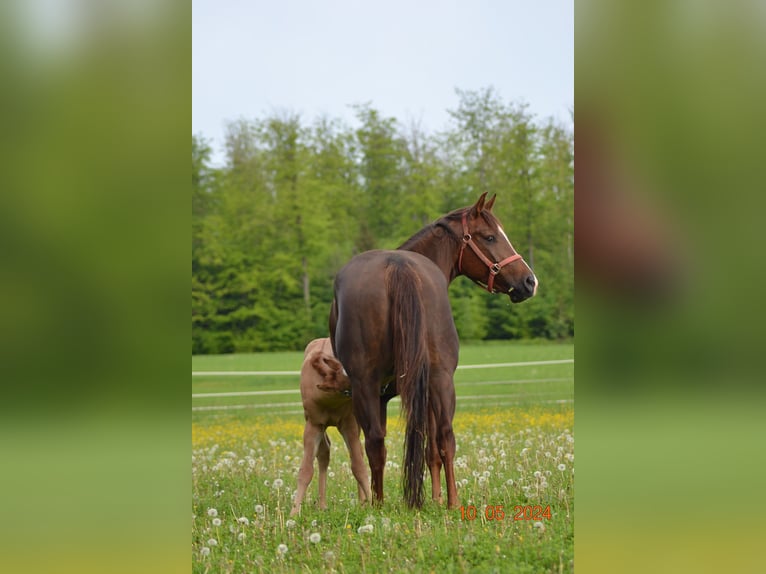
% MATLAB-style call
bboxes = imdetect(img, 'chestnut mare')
[330,193,537,509]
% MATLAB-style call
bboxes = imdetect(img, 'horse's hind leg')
[430,372,459,509]
[338,415,371,504]
[427,407,443,503]
[290,421,322,516]
[316,431,331,510]
[352,380,387,504]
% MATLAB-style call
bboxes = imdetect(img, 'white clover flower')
[207,538,218,546]
[237,516,249,525]
[207,508,218,517]
[200,547,210,557]
[254,504,264,515]
[273,478,284,489]
[309,532,321,544]
[285,519,296,529]
[357,524,374,534]
[212,518,221,527]
[558,464,566,471]
[277,543,288,555]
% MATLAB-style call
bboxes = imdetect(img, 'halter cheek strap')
[458,211,522,293]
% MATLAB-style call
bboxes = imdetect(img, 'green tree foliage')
[192,89,573,353]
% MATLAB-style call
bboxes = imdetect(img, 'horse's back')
[332,250,458,375]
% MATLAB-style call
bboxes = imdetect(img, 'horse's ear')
[485,194,497,212]
[471,192,489,216]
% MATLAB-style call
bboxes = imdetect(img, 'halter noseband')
[457,211,522,293]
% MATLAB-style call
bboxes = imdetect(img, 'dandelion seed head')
[309,532,321,543]
[200,547,210,557]
[212,518,221,527]
[207,538,218,546]
[558,464,566,471]
[273,478,284,489]
[357,524,374,534]
[237,516,249,525]
[237,532,246,541]
[207,508,218,517]
[254,504,264,515]
[277,543,288,555]
[286,519,296,529]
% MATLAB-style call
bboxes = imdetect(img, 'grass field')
[192,341,574,573]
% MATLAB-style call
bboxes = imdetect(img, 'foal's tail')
[386,259,429,509]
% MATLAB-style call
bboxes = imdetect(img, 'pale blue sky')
[193,0,573,165]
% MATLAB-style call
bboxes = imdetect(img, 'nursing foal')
[290,338,371,516]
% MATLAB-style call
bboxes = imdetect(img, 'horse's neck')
[399,225,458,283]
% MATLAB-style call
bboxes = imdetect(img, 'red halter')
[457,211,522,293]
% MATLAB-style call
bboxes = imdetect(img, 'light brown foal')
[290,338,371,516]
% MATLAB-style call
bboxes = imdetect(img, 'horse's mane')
[397,208,467,251]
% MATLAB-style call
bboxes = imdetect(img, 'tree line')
[193,88,573,354]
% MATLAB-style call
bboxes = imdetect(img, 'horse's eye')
[486,235,495,242]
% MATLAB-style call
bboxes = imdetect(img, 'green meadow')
[192,341,574,573]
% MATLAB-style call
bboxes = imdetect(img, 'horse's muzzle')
[508,274,538,303]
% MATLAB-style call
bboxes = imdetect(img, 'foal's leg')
[430,373,459,509]
[316,431,331,510]
[338,415,371,504]
[426,406,443,503]
[290,421,323,516]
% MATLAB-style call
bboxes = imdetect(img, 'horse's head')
[454,192,538,303]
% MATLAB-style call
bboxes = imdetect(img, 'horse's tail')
[386,259,429,509]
